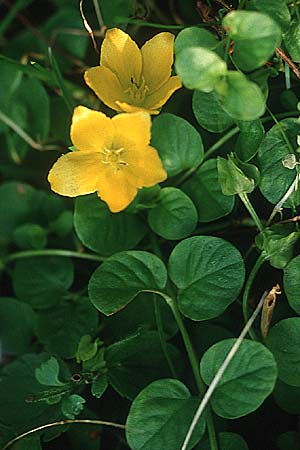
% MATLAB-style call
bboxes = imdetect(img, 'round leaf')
[74,195,147,256]
[13,256,74,309]
[200,338,277,418]
[258,118,300,205]
[88,251,167,315]
[182,159,235,222]
[168,236,245,320]
[284,255,300,313]
[277,432,300,450]
[283,20,300,62]
[174,27,218,54]
[273,379,300,414]
[216,71,265,121]
[192,90,234,133]
[175,47,227,92]
[246,0,290,31]
[151,113,203,177]
[223,11,282,71]
[235,119,265,162]
[267,318,300,386]
[126,379,206,450]
[200,432,249,450]
[148,187,198,240]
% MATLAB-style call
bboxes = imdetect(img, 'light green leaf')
[200,339,277,418]
[284,255,300,313]
[217,153,260,195]
[174,27,218,54]
[168,236,245,320]
[88,251,167,315]
[247,0,291,31]
[61,394,85,419]
[35,357,64,387]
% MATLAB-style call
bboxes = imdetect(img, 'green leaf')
[151,113,204,177]
[13,256,74,309]
[200,338,277,418]
[61,394,86,419]
[101,292,178,342]
[200,432,249,450]
[76,335,99,363]
[74,195,147,256]
[246,0,291,31]
[258,118,300,205]
[13,223,47,250]
[168,236,245,320]
[99,0,135,27]
[0,354,65,439]
[35,357,64,387]
[284,255,300,313]
[91,376,108,399]
[0,297,36,355]
[148,187,198,240]
[273,379,300,414]
[235,119,265,162]
[88,251,167,316]
[223,11,282,71]
[0,181,39,246]
[174,27,218,54]
[192,90,234,133]
[182,159,235,222]
[256,224,298,269]
[267,318,300,386]
[36,296,99,358]
[217,153,260,195]
[277,431,300,450]
[10,437,42,450]
[175,47,227,92]
[126,379,206,450]
[283,20,300,62]
[105,330,182,399]
[216,71,266,121]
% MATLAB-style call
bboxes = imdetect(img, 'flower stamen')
[101,147,128,173]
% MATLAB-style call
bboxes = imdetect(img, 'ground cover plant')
[1,0,300,449]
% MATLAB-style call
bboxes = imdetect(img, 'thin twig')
[276,47,300,80]
[79,0,99,53]
[266,174,300,226]
[1,419,125,450]
[92,0,104,29]
[180,290,268,450]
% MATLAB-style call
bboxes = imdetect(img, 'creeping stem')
[239,193,265,234]
[3,249,105,265]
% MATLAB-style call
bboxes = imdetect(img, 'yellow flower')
[48,106,167,213]
[84,28,182,115]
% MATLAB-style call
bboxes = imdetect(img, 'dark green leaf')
[105,330,182,399]
[36,296,98,358]
[13,223,48,250]
[13,256,74,309]
[273,379,300,414]
[88,251,167,316]
[182,159,235,222]
[200,432,249,450]
[61,394,86,419]
[200,338,277,418]
[99,0,135,27]
[283,20,300,62]
[192,90,234,133]
[284,255,300,313]
[148,187,198,240]
[235,119,265,162]
[277,431,300,450]
[126,379,206,450]
[151,113,203,177]
[267,318,300,386]
[74,195,147,256]
[91,376,108,399]
[257,224,298,269]
[168,236,245,320]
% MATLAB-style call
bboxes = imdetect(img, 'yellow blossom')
[48,106,167,213]
[84,28,182,115]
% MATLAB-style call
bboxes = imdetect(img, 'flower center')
[100,147,128,173]
[125,76,149,104]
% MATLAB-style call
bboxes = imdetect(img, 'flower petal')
[84,66,125,112]
[71,106,114,152]
[126,145,167,188]
[141,32,175,92]
[97,169,138,213]
[48,151,104,197]
[143,76,182,110]
[112,111,151,147]
[100,28,142,88]
[115,101,160,115]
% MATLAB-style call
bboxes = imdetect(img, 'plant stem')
[239,193,265,234]
[242,253,267,340]
[4,249,105,265]
[159,293,218,450]
[2,419,125,450]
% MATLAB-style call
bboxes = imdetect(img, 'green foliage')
[200,339,277,418]
[2,1,300,448]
